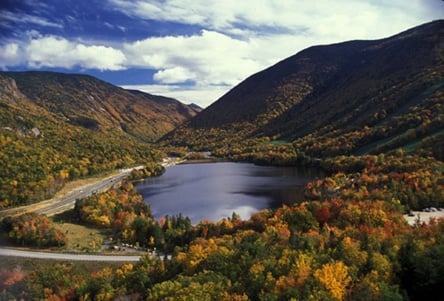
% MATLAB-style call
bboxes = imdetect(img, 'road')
[0,248,140,262]
[34,171,131,216]
[0,166,144,217]
[36,166,146,216]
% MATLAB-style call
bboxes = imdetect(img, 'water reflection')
[136,162,322,224]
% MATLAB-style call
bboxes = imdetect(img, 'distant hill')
[0,71,198,142]
[162,20,444,160]
[187,103,204,113]
[0,72,197,207]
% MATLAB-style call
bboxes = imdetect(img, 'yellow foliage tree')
[177,238,226,274]
[314,260,351,301]
[94,215,111,228]
[59,169,70,180]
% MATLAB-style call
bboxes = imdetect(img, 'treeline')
[213,140,312,166]
[317,154,444,210]
[215,141,444,212]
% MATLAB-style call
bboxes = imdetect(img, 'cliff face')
[0,76,26,105]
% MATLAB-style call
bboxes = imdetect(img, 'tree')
[314,261,351,301]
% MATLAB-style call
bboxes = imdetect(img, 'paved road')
[34,171,132,216]
[0,248,141,262]
[36,166,146,216]
[0,166,144,217]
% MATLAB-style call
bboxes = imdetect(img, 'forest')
[1,150,443,300]
[0,112,162,209]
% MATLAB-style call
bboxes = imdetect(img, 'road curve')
[0,248,141,262]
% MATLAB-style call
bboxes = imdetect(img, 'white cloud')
[108,0,441,39]
[154,67,196,84]
[124,30,262,86]
[24,36,126,70]
[0,43,23,68]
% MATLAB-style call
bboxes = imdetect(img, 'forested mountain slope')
[0,71,198,142]
[0,72,196,208]
[163,20,444,160]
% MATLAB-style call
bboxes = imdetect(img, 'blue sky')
[0,0,442,107]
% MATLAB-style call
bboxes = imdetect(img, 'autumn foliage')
[1,187,444,300]
[1,213,67,247]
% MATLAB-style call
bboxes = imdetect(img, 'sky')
[0,0,443,108]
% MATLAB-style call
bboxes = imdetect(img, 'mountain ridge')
[162,20,444,159]
[0,71,198,141]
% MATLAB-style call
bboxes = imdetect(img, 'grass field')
[51,210,110,252]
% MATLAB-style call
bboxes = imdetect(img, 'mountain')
[162,20,444,160]
[187,103,204,113]
[0,72,197,208]
[0,71,198,142]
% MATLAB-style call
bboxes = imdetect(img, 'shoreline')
[178,158,228,164]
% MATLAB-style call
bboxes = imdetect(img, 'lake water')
[136,162,322,224]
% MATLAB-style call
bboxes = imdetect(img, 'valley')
[0,20,443,301]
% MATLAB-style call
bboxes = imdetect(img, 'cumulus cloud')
[1,35,126,70]
[0,43,24,68]
[124,30,261,86]
[154,67,196,84]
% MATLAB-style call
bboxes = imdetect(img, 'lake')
[136,162,323,224]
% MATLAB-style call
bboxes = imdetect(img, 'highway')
[0,166,143,217]
[36,166,146,216]
[34,169,134,216]
[0,248,141,262]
